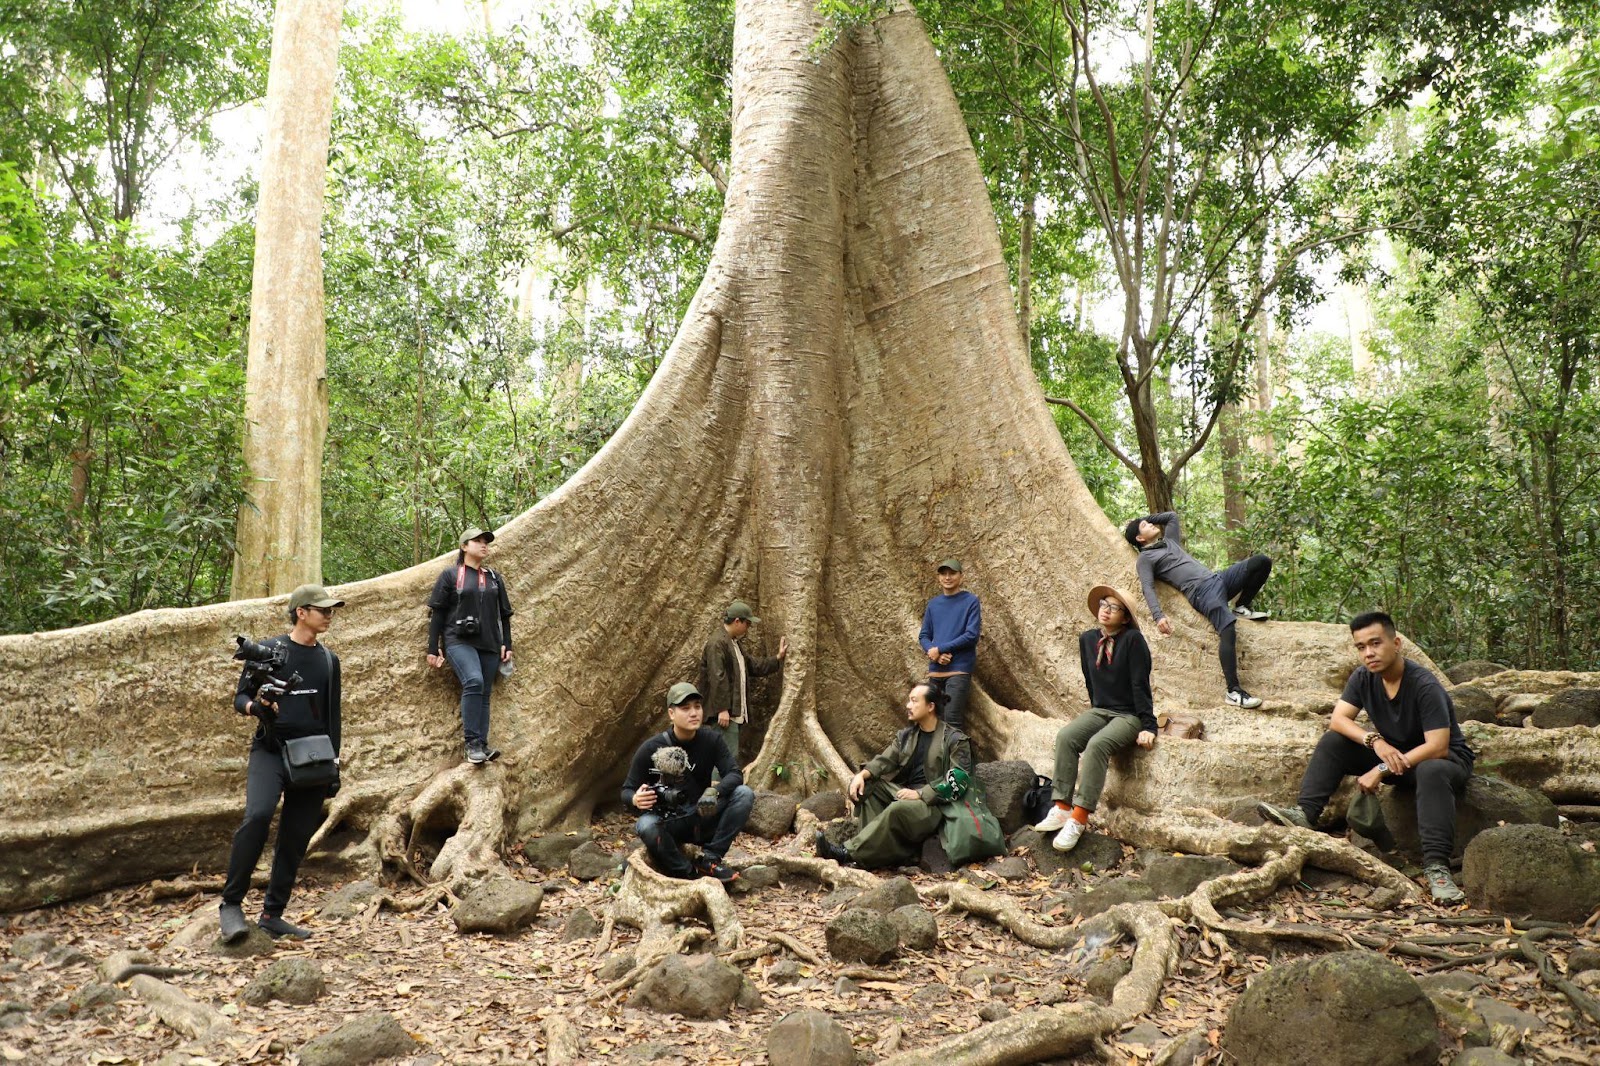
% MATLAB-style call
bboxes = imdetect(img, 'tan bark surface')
[1,0,1596,914]
[230,0,344,598]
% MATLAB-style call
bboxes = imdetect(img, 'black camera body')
[232,634,302,720]
[645,768,690,816]
[453,615,481,639]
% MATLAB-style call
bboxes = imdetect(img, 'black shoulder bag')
[278,645,340,789]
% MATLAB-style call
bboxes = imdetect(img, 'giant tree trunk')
[1,0,1596,912]
[230,0,344,599]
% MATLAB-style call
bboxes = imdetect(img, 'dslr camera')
[453,615,481,639]
[232,634,302,720]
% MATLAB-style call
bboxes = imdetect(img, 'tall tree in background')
[231,0,345,598]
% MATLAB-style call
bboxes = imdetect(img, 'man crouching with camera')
[218,584,344,943]
[621,683,754,884]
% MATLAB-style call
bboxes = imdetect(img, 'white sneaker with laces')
[1232,605,1271,621]
[1052,819,1086,852]
[1033,806,1071,833]
[1226,689,1263,709]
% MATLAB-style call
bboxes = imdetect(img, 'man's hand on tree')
[777,636,789,660]
[1358,766,1386,794]
[718,710,731,728]
[848,769,869,802]
[633,785,657,811]
[1156,618,1173,636]
[1136,730,1155,749]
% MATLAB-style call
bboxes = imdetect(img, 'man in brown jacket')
[698,600,788,763]
[815,683,974,869]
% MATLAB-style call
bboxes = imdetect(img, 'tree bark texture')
[2,0,1596,910]
[230,0,344,599]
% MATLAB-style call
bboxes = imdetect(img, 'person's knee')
[236,805,275,836]
[725,785,755,816]
[635,814,664,844]
[1412,760,1454,790]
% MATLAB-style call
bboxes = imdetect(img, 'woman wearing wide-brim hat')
[1031,583,1159,852]
[426,526,515,764]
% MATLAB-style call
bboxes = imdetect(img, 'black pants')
[1295,732,1471,866]
[928,673,972,732]
[635,785,755,878]
[222,745,329,915]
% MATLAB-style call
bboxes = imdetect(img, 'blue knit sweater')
[918,590,982,674]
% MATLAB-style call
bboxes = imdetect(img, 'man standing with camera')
[219,584,344,943]
[621,683,754,883]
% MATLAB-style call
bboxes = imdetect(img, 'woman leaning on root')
[427,526,515,764]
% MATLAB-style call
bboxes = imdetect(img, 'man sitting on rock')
[815,683,973,869]
[1033,585,1157,852]
[622,682,754,884]
[1258,611,1474,902]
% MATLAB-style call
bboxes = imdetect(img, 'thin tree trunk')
[231,0,344,598]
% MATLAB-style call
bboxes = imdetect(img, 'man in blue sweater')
[918,559,982,730]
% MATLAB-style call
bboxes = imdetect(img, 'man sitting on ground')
[1033,585,1157,851]
[815,683,972,869]
[621,682,754,883]
[1126,510,1272,708]
[1258,611,1473,902]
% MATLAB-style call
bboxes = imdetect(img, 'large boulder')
[1531,688,1600,729]
[744,790,800,838]
[242,958,326,1006]
[1378,774,1558,861]
[825,908,898,964]
[1010,827,1124,878]
[1462,824,1600,923]
[888,905,938,951]
[450,877,544,935]
[767,1009,855,1066]
[799,791,848,823]
[522,829,594,871]
[318,880,381,922]
[567,841,621,881]
[298,1012,418,1066]
[1223,950,1438,1066]
[1448,685,1498,726]
[974,760,1040,833]
[850,876,920,913]
[1446,661,1511,684]
[629,953,746,1019]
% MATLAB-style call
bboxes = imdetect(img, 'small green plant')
[772,763,789,780]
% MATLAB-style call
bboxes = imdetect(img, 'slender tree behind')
[231,0,345,598]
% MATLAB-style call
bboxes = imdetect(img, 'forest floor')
[2,812,1598,1065]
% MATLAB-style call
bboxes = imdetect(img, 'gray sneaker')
[1257,801,1312,830]
[466,741,488,765]
[1423,864,1466,903]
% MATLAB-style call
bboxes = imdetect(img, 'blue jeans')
[444,641,500,746]
[635,785,755,877]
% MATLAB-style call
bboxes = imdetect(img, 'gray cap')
[460,526,495,546]
[725,600,761,624]
[666,682,703,707]
[288,584,345,611]
[937,558,963,573]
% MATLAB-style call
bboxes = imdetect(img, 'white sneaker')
[1226,689,1263,709]
[1033,806,1071,832]
[1232,605,1271,621]
[1051,819,1086,852]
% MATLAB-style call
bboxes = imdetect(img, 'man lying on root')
[1033,585,1157,851]
[622,682,754,884]
[1259,610,1473,903]
[815,683,973,869]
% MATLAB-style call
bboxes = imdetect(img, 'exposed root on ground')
[922,883,1080,949]
[765,853,881,892]
[1520,927,1600,1025]
[396,762,511,888]
[361,884,459,929]
[596,849,743,969]
[725,929,822,966]
[1174,846,1353,952]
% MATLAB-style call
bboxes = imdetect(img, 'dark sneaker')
[483,746,502,763]
[1226,688,1264,709]
[466,741,488,765]
[814,830,854,867]
[1257,801,1312,830]
[694,856,740,883]
[257,913,311,939]
[218,903,249,945]
[1423,864,1466,903]
[1232,605,1271,621]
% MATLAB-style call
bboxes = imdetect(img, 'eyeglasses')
[307,605,336,617]
[1098,599,1125,613]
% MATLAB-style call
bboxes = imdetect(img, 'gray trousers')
[1050,708,1142,812]
[846,778,942,869]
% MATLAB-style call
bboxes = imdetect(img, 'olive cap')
[459,526,495,546]
[937,558,963,573]
[725,600,760,624]
[288,584,345,611]
[666,682,703,707]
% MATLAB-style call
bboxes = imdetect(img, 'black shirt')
[427,564,515,655]
[904,728,935,788]
[1340,659,1474,765]
[620,728,741,808]
[1078,627,1157,734]
[233,635,341,750]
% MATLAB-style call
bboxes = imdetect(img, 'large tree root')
[596,849,744,963]
[376,762,511,888]
[765,853,882,892]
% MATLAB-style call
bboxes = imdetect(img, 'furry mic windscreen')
[651,745,692,778]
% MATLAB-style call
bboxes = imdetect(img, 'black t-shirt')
[427,564,514,655]
[620,728,741,808]
[904,728,935,788]
[1341,659,1473,764]
[233,636,341,750]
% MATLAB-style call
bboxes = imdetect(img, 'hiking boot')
[1423,864,1466,903]
[257,913,311,939]
[1232,605,1271,621]
[1033,805,1071,833]
[466,741,488,765]
[1257,801,1312,830]
[218,903,249,945]
[694,856,740,884]
[1226,688,1263,709]
[1051,819,1086,852]
[814,830,854,867]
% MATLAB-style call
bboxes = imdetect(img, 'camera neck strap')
[454,564,487,594]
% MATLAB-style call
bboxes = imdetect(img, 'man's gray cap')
[725,600,760,623]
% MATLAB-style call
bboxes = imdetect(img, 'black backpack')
[1021,774,1054,828]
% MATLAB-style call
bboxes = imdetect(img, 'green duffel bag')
[935,768,1006,866]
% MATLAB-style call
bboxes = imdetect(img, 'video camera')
[232,634,302,721]
[645,746,718,818]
